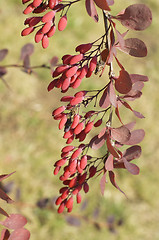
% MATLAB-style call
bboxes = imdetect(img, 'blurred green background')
[0,0,159,239]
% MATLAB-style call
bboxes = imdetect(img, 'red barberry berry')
[89,166,97,178]
[42,35,49,48]
[58,202,65,213]
[42,10,55,23]
[83,182,89,193]
[48,0,56,9]
[75,43,92,54]
[66,196,74,209]
[33,0,42,8]
[80,155,87,169]
[58,15,67,31]
[76,192,82,204]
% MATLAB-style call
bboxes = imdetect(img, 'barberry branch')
[0,1,152,239]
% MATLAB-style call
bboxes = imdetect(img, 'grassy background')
[0,0,159,239]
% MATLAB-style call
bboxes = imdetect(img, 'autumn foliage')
[0,0,152,239]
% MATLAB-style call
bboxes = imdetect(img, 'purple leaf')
[0,172,15,182]
[0,214,27,230]
[110,28,115,46]
[0,189,14,204]
[20,43,34,61]
[131,82,144,92]
[123,158,140,175]
[8,228,30,240]
[115,105,123,124]
[115,69,132,94]
[98,127,106,138]
[108,81,117,107]
[109,171,127,197]
[130,74,149,83]
[90,134,106,150]
[123,129,145,145]
[106,135,119,158]
[85,0,99,22]
[113,162,125,169]
[105,154,114,171]
[116,4,152,31]
[99,87,110,108]
[100,172,107,195]
[0,207,9,218]
[111,125,131,143]
[0,49,8,62]
[118,38,147,57]
[123,145,142,161]
[133,110,145,119]
[0,67,7,77]
[124,121,136,131]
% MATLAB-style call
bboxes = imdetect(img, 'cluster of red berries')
[20,1,151,214]
[54,146,97,213]
[21,0,67,48]
[53,115,144,213]
[52,90,108,144]
[47,42,101,92]
[49,46,148,213]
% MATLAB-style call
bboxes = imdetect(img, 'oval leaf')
[108,81,117,107]
[8,228,30,240]
[99,88,110,108]
[20,43,34,60]
[117,4,152,31]
[0,67,7,77]
[111,125,131,143]
[100,172,107,195]
[1,214,27,230]
[123,145,142,161]
[119,38,147,57]
[105,154,114,171]
[98,127,106,138]
[0,49,8,62]
[90,134,106,150]
[85,0,99,22]
[123,158,140,175]
[115,70,132,94]
[123,129,145,145]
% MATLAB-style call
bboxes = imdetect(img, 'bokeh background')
[0,0,159,239]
